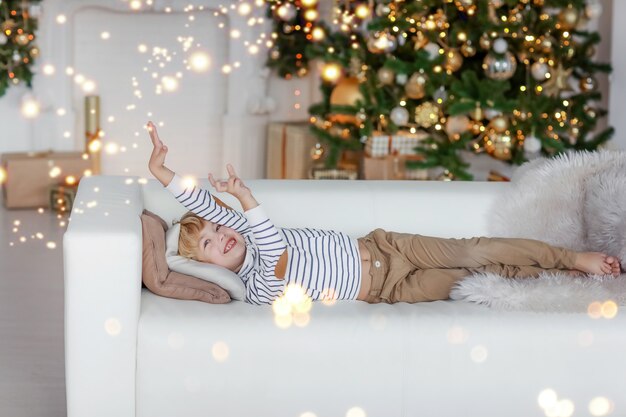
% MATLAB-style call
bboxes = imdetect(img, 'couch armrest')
[63,176,143,417]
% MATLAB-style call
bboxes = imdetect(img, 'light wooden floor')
[0,205,67,417]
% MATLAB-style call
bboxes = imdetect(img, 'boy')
[147,122,622,305]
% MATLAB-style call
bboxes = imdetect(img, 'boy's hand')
[146,121,174,186]
[209,164,258,211]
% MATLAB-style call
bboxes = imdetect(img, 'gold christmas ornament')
[29,47,39,58]
[15,33,30,46]
[558,5,580,31]
[460,42,477,57]
[483,51,517,80]
[489,116,509,133]
[579,74,597,92]
[541,63,573,97]
[445,115,470,137]
[329,77,364,125]
[413,31,429,50]
[367,30,397,54]
[1,19,16,32]
[470,104,483,121]
[484,130,513,161]
[414,102,439,128]
[405,72,428,99]
[470,120,484,135]
[444,49,463,73]
[479,34,492,50]
[377,67,395,85]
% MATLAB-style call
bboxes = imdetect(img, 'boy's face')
[195,220,246,273]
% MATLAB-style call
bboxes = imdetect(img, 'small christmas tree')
[266,0,612,180]
[0,0,42,97]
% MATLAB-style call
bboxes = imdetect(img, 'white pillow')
[165,223,246,300]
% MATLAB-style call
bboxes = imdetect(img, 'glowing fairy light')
[230,29,241,39]
[65,175,77,185]
[222,64,232,74]
[88,139,102,153]
[589,397,613,416]
[107,116,115,122]
[63,131,71,138]
[81,80,97,94]
[470,345,488,363]
[129,0,142,10]
[346,407,366,417]
[303,9,319,21]
[161,76,179,92]
[312,27,325,41]
[21,97,40,118]
[182,176,197,189]
[355,4,371,19]
[104,318,121,336]
[0,167,6,185]
[56,108,66,116]
[301,0,318,6]
[49,166,62,178]
[446,326,469,344]
[189,51,211,72]
[104,142,119,155]
[100,31,110,40]
[321,62,342,82]
[138,44,148,53]
[42,64,55,75]
[237,3,251,16]
[212,341,229,362]
[46,241,57,249]
[73,74,85,84]
[65,67,74,76]
[538,389,559,411]
[56,14,67,24]
[248,45,259,55]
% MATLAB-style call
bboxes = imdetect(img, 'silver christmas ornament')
[483,51,517,80]
[390,106,410,126]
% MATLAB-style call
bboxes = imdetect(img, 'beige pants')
[357,229,579,304]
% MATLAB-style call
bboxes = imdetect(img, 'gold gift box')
[362,154,428,180]
[266,122,321,179]
[1,151,92,209]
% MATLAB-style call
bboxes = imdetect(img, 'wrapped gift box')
[1,151,92,209]
[266,122,322,179]
[362,155,429,180]
[365,130,429,157]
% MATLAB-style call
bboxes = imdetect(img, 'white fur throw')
[450,150,626,311]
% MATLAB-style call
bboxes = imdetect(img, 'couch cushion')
[136,290,626,417]
[141,210,230,304]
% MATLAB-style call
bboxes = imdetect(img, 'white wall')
[0,0,620,180]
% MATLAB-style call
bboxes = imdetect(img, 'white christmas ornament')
[0,33,7,45]
[493,38,508,54]
[524,135,542,154]
[390,106,410,126]
[531,61,550,80]
[395,73,408,85]
[424,42,440,60]
[483,108,502,119]
[585,1,602,19]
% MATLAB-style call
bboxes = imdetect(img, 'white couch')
[64,175,626,417]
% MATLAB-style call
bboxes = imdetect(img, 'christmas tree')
[0,0,41,97]
[266,0,612,180]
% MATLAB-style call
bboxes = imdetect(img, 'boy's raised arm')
[146,121,174,187]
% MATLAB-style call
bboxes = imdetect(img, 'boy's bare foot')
[574,252,621,277]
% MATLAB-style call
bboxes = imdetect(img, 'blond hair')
[177,211,206,260]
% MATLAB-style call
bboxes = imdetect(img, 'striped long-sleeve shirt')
[166,175,362,305]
